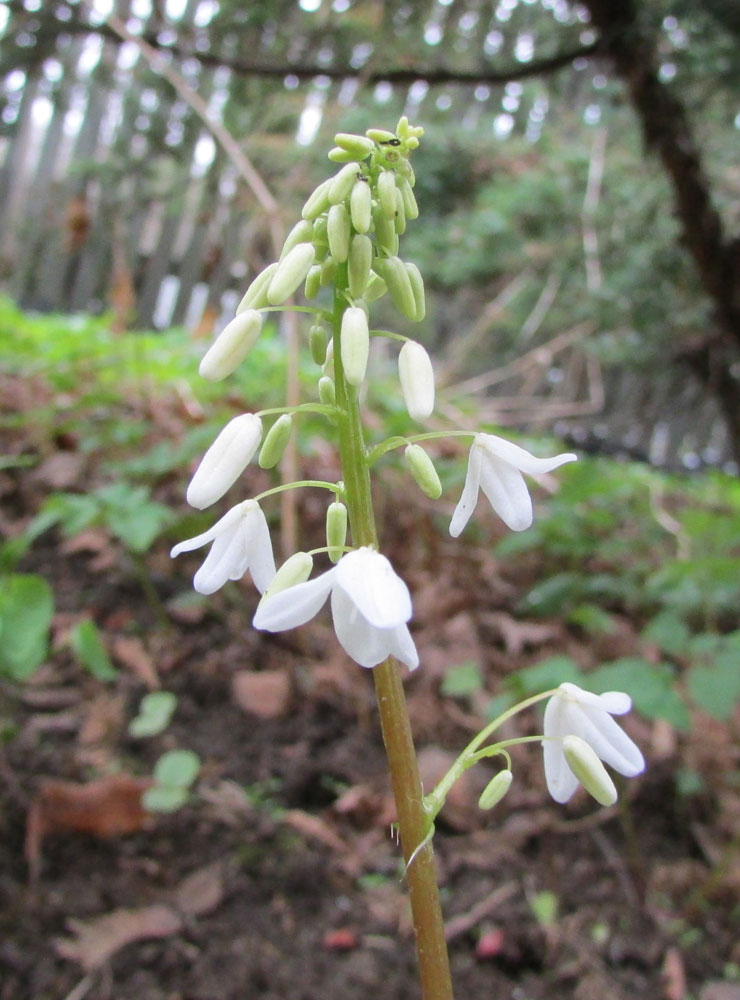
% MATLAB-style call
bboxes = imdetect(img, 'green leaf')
[129,691,177,738]
[530,890,558,927]
[69,619,118,681]
[441,661,483,698]
[142,785,189,813]
[587,658,690,731]
[0,574,54,680]
[153,749,200,789]
[511,656,583,697]
[642,613,691,658]
[686,657,740,720]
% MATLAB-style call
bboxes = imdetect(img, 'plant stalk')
[332,274,454,1000]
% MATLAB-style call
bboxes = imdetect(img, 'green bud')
[199,309,263,381]
[322,339,334,376]
[328,146,362,163]
[478,769,513,810]
[309,323,328,365]
[327,203,351,263]
[397,159,415,185]
[304,264,322,300]
[405,261,425,321]
[364,271,387,304]
[325,501,348,562]
[334,132,375,157]
[340,306,370,387]
[280,219,314,261]
[258,414,293,469]
[350,178,372,234]
[373,256,416,320]
[328,163,361,205]
[397,175,419,220]
[366,127,396,143]
[562,736,618,807]
[372,203,399,256]
[320,258,336,286]
[312,215,328,245]
[318,374,336,405]
[236,262,279,313]
[377,170,397,220]
[301,178,332,221]
[348,234,373,299]
[405,444,442,499]
[261,551,314,602]
[394,187,407,235]
[267,243,315,304]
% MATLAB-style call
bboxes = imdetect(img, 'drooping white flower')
[450,433,577,535]
[171,499,275,595]
[186,414,262,510]
[542,682,645,804]
[253,547,419,670]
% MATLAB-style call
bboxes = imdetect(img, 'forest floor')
[1,364,739,1000]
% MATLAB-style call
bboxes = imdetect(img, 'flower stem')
[332,267,454,1000]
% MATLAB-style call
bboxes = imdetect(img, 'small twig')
[582,126,607,293]
[62,974,96,1000]
[444,881,518,941]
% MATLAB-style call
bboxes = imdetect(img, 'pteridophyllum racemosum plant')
[171,119,645,1000]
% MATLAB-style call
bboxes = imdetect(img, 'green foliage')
[441,661,484,698]
[69,619,118,681]
[129,692,178,738]
[0,574,54,681]
[144,749,201,813]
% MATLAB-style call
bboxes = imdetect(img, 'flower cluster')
[170,117,644,813]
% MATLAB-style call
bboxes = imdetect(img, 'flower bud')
[478,769,513,810]
[280,219,314,261]
[350,179,372,234]
[398,159,415,185]
[320,258,336,286]
[366,127,396,143]
[397,175,419,220]
[328,146,362,163]
[364,271,387,303]
[405,444,442,499]
[334,132,375,157]
[326,501,348,562]
[322,339,334,376]
[199,309,263,381]
[372,203,399,256]
[301,178,332,220]
[236,262,279,313]
[267,243,316,304]
[304,264,322,300]
[318,374,336,405]
[348,234,372,299]
[405,261,425,321]
[562,735,618,807]
[327,203,351,263]
[258,414,292,469]
[340,307,370,387]
[261,551,314,602]
[312,214,328,245]
[377,170,397,220]
[394,187,407,235]
[186,413,262,509]
[309,323,328,365]
[328,163,360,205]
[374,256,416,320]
[399,341,435,420]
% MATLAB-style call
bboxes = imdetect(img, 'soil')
[1,374,739,1000]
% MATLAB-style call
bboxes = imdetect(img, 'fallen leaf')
[232,669,292,719]
[32,451,85,490]
[55,904,182,971]
[111,636,159,688]
[662,946,686,1000]
[282,809,348,853]
[174,862,225,917]
[26,774,153,873]
[700,985,740,1000]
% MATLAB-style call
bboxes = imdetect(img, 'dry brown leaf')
[232,669,292,719]
[32,451,85,490]
[282,809,348,853]
[482,611,562,656]
[60,528,110,556]
[55,904,182,971]
[26,774,153,872]
[700,985,740,1000]
[174,862,225,917]
[662,947,686,1000]
[111,636,159,688]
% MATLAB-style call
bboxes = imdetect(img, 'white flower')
[186,413,262,510]
[450,433,577,535]
[171,499,275,595]
[253,547,418,670]
[543,682,645,804]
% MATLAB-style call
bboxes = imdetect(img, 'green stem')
[332,267,454,1000]
[254,480,342,503]
[367,429,476,466]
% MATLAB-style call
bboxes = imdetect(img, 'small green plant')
[129,691,178,738]
[69,619,118,681]
[143,749,201,813]
[0,573,54,681]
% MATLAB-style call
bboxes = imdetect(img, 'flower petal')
[449,442,482,538]
[479,434,577,476]
[241,501,276,593]
[170,503,244,558]
[561,702,645,777]
[330,587,394,667]
[334,549,411,628]
[385,623,419,670]
[477,450,533,531]
[193,524,247,594]
[253,568,335,631]
[542,738,579,803]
